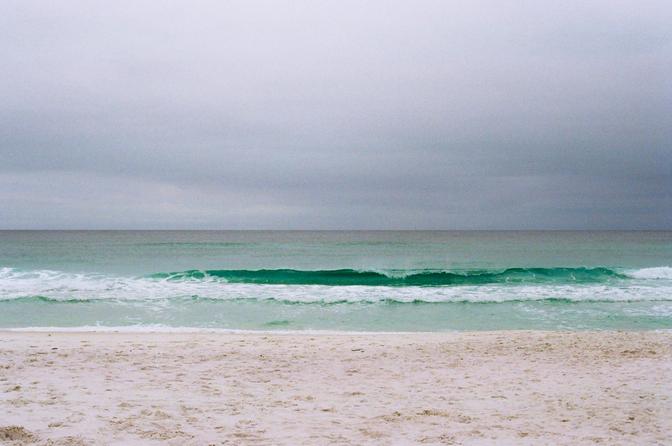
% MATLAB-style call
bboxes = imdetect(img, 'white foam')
[1,267,672,303]
[628,267,672,280]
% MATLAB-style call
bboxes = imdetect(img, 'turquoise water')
[1,231,671,331]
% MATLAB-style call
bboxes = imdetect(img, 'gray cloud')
[1,0,670,229]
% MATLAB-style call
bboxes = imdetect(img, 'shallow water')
[1,230,671,330]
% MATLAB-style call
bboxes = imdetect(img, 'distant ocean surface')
[1,231,671,331]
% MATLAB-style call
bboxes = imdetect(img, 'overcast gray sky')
[1,0,670,229]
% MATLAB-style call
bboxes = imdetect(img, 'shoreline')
[1,330,670,445]
[4,326,672,334]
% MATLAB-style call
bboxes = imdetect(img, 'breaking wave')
[0,266,670,304]
[151,267,628,286]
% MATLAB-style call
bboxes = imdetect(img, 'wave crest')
[0,266,670,304]
[152,267,626,286]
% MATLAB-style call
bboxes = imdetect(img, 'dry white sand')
[0,330,670,445]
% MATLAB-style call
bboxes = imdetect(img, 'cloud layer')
[1,0,670,228]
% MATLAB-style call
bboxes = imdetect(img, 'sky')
[1,0,670,229]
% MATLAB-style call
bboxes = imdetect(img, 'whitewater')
[1,231,670,330]
[1,266,672,303]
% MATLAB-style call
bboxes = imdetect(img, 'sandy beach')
[0,330,670,445]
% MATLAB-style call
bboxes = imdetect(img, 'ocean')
[1,230,670,331]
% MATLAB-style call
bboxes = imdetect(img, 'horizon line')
[0,228,670,232]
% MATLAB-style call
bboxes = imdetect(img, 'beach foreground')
[0,331,670,445]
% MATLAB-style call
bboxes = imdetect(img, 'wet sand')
[1,330,670,445]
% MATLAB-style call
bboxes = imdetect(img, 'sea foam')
[1,266,671,304]
[627,266,672,280]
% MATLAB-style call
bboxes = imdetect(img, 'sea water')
[0,231,670,331]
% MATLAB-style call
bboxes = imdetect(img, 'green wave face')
[151,267,626,286]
